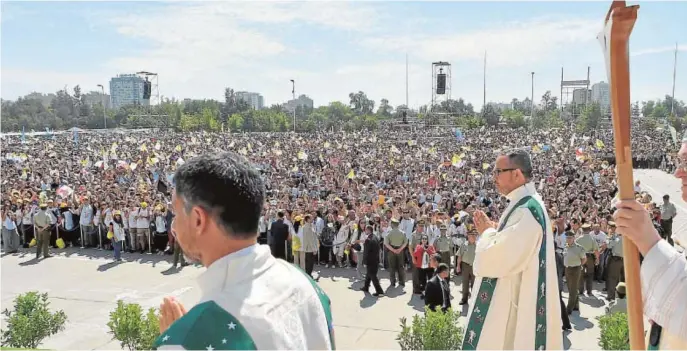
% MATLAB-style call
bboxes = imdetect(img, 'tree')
[541,91,558,111]
[651,104,669,119]
[502,108,528,128]
[397,307,464,350]
[641,100,655,118]
[107,301,159,351]
[578,102,603,131]
[228,113,244,131]
[376,98,393,117]
[348,91,375,115]
[482,103,500,126]
[1,292,67,349]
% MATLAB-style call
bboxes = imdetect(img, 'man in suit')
[270,211,290,260]
[360,225,384,296]
[424,263,451,313]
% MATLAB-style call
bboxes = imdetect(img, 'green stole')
[461,195,548,350]
[153,265,336,350]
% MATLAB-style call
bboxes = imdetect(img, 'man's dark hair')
[436,263,449,274]
[505,149,533,180]
[277,211,284,218]
[174,152,265,239]
[432,253,442,263]
[663,194,670,200]
[618,292,626,299]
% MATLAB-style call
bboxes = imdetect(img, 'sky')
[1,0,686,110]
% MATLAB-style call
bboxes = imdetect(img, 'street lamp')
[530,72,535,117]
[97,84,107,129]
[290,79,296,132]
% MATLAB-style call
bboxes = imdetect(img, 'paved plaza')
[1,169,684,350]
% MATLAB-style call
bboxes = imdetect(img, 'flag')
[347,169,355,179]
[482,163,490,170]
[21,126,25,144]
[451,154,461,167]
[157,180,169,196]
[455,128,464,142]
[595,139,605,149]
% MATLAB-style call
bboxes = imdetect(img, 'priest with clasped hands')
[462,149,562,350]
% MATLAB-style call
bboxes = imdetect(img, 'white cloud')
[361,17,599,68]
[91,1,382,103]
[1,68,103,99]
[631,44,686,57]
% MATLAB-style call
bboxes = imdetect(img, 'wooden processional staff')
[600,1,644,349]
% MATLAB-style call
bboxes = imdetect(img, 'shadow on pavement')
[563,330,572,350]
[570,314,595,331]
[580,294,606,308]
[407,294,425,312]
[97,260,122,272]
[359,294,379,309]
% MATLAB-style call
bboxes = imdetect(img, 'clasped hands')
[472,210,497,234]
[159,297,187,333]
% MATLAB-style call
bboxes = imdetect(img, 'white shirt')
[400,218,414,239]
[591,231,608,248]
[128,210,137,228]
[258,216,267,233]
[155,215,167,233]
[641,240,687,340]
[136,208,150,229]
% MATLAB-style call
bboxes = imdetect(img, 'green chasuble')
[154,301,257,350]
[461,195,549,350]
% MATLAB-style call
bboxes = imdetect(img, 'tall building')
[235,91,264,110]
[109,74,146,109]
[572,88,591,105]
[591,81,610,113]
[285,94,314,113]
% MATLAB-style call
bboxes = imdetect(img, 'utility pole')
[483,51,487,109]
[290,79,296,132]
[531,72,535,117]
[405,53,409,108]
[671,42,678,116]
[97,84,107,129]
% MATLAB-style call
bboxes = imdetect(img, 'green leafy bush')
[597,312,630,350]
[0,292,67,349]
[107,301,159,351]
[397,307,464,350]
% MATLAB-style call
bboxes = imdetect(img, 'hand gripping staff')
[599,2,644,349]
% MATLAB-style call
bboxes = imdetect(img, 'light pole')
[97,84,107,129]
[290,79,296,132]
[530,72,535,117]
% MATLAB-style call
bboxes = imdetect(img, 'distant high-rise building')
[572,88,592,105]
[235,91,264,110]
[109,74,146,110]
[591,81,610,113]
[285,94,314,113]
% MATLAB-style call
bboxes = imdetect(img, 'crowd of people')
[0,122,681,309]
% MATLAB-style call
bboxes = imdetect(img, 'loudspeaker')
[143,81,152,99]
[436,73,446,95]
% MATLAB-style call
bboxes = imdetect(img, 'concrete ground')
[0,168,683,350]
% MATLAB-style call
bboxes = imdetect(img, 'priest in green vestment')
[154,152,335,350]
[462,149,562,350]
